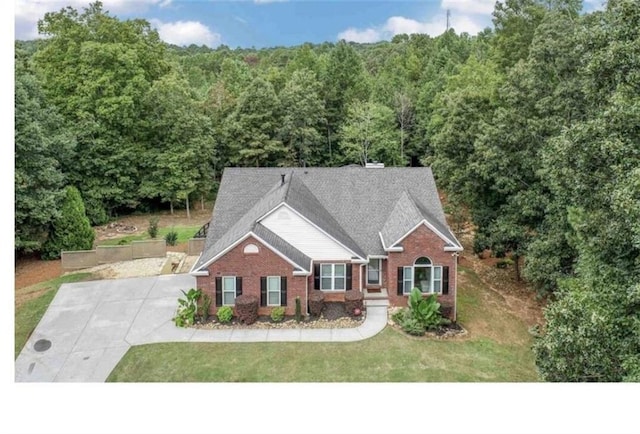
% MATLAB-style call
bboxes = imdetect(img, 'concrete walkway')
[15,275,388,382]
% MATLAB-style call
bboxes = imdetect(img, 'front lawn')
[15,272,93,358]
[107,266,539,382]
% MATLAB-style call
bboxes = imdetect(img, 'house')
[190,166,463,320]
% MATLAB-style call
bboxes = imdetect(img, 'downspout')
[359,264,364,291]
[305,267,310,316]
[453,252,458,322]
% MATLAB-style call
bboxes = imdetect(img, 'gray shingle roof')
[380,191,425,249]
[285,174,366,258]
[194,167,461,271]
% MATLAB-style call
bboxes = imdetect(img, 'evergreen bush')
[42,186,94,259]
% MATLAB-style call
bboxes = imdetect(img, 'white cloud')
[441,0,495,16]
[254,0,288,4]
[337,27,382,44]
[337,0,489,43]
[150,19,221,47]
[14,0,171,40]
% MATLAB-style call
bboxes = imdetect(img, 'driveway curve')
[15,275,387,382]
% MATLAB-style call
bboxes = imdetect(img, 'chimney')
[365,162,385,169]
[281,174,286,185]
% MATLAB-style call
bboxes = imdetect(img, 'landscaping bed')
[387,306,467,339]
[193,302,365,330]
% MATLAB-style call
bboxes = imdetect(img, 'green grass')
[108,266,539,382]
[15,273,93,358]
[98,225,202,246]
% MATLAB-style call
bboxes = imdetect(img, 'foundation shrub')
[235,294,259,325]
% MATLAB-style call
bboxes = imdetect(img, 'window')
[243,243,259,254]
[402,257,442,295]
[267,276,281,306]
[320,263,346,291]
[222,276,236,305]
[367,258,381,285]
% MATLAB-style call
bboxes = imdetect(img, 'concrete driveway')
[15,274,196,382]
[15,274,388,382]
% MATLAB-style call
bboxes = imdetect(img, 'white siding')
[261,205,353,260]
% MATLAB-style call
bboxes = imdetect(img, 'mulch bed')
[193,302,365,330]
[387,308,467,339]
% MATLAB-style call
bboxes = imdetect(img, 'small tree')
[42,186,94,259]
[147,217,159,239]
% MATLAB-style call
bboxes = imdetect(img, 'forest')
[14,0,639,381]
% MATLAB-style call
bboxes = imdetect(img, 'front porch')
[362,286,390,307]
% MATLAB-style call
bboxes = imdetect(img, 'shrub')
[473,235,488,256]
[42,186,95,260]
[392,309,424,336]
[173,288,202,327]
[408,288,447,331]
[199,293,212,321]
[217,306,233,324]
[391,289,449,336]
[164,229,178,246]
[344,290,364,316]
[309,291,325,316]
[401,315,426,336]
[147,217,159,239]
[496,258,513,269]
[270,306,285,323]
[391,309,406,325]
[84,198,109,226]
[117,238,130,245]
[295,296,302,322]
[235,294,259,325]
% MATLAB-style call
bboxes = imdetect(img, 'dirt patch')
[15,255,63,290]
[456,224,545,329]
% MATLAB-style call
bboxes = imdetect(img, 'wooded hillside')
[14,0,639,381]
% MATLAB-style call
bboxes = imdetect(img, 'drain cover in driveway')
[34,339,51,352]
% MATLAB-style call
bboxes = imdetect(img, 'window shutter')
[215,277,222,306]
[281,276,287,306]
[235,277,242,296]
[442,266,449,295]
[397,267,404,296]
[260,277,267,307]
[313,264,320,290]
[346,264,352,290]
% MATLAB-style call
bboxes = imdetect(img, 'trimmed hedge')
[309,291,325,317]
[344,290,364,316]
[235,294,259,325]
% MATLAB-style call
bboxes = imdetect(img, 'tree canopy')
[14,0,640,381]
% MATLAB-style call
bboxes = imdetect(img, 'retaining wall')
[61,240,167,270]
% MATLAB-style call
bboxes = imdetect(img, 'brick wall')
[196,236,307,316]
[385,224,458,320]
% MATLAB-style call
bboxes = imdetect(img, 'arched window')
[413,257,432,293]
[243,243,259,254]
[402,256,442,294]
[415,257,432,265]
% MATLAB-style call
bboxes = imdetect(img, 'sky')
[14,0,606,49]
